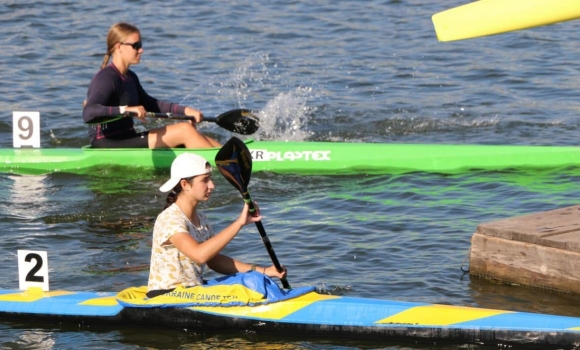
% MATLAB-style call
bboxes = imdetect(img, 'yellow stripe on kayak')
[79,296,120,307]
[192,292,339,320]
[376,304,512,326]
[432,0,580,42]
[0,288,74,302]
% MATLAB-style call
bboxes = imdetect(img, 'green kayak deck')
[2,140,580,175]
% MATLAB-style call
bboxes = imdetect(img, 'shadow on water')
[468,277,580,318]
[0,319,532,350]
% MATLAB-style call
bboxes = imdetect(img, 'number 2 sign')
[13,111,40,148]
[18,250,49,291]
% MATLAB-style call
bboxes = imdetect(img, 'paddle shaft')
[140,110,258,135]
[89,109,259,135]
[241,191,290,289]
[215,136,290,289]
[142,112,217,123]
[89,112,217,124]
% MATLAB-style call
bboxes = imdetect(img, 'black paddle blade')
[214,136,253,194]
[214,109,260,135]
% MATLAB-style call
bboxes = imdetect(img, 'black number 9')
[18,116,33,140]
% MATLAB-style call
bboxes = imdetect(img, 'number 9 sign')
[13,111,40,148]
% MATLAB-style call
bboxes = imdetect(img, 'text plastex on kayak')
[249,149,331,161]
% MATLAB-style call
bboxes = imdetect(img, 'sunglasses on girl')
[120,41,142,50]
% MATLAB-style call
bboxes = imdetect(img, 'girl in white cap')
[147,152,287,298]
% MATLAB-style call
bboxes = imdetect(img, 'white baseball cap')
[159,153,212,192]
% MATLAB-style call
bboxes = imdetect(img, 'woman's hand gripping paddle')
[87,109,260,135]
[215,136,291,289]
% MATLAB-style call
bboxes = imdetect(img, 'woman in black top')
[83,22,220,149]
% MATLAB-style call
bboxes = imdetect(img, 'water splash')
[229,53,272,107]
[213,53,318,141]
[177,52,333,142]
[256,87,315,141]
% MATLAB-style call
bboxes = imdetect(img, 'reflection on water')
[2,174,49,222]
[14,330,56,349]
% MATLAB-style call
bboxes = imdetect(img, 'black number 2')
[25,253,44,282]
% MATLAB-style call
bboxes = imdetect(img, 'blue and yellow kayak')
[1,273,580,348]
[3,140,580,175]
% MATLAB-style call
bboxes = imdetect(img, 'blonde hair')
[100,22,140,69]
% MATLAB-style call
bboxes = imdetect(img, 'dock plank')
[475,205,580,252]
[471,205,580,293]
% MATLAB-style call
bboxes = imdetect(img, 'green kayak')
[1,139,580,175]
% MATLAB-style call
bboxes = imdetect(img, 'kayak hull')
[1,288,580,348]
[2,141,580,175]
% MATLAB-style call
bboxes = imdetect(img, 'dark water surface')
[2,1,580,349]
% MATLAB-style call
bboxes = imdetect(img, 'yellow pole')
[433,0,580,42]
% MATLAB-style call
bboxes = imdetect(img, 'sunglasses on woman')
[120,41,142,50]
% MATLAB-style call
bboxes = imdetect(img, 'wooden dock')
[470,205,580,294]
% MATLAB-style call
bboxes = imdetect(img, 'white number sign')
[18,250,49,291]
[13,111,40,148]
